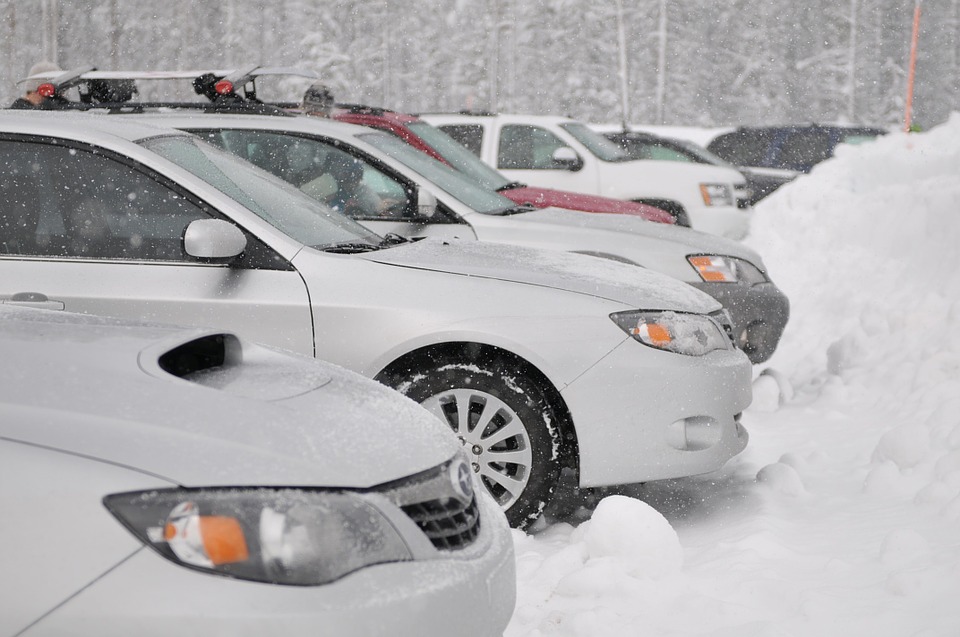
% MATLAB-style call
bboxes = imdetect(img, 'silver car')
[0,111,752,528]
[0,306,515,636]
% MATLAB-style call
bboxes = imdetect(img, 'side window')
[201,130,413,221]
[497,125,569,170]
[439,124,484,156]
[0,140,208,260]
[776,131,833,170]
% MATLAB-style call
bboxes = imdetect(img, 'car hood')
[467,207,768,282]
[0,307,458,489]
[359,238,719,313]
[598,159,746,199]
[500,185,675,223]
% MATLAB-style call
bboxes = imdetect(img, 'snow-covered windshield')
[358,132,518,215]
[141,135,380,249]
[406,121,512,191]
[560,123,633,162]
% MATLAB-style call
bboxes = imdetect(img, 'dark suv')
[708,124,887,174]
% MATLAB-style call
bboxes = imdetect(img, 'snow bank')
[508,114,960,636]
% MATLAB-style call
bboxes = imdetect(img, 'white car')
[0,111,751,529]
[154,113,787,364]
[420,112,753,239]
[0,306,515,636]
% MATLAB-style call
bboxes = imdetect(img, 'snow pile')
[507,114,960,636]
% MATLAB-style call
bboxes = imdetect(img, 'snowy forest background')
[2,0,958,130]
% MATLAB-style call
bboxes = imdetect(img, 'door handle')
[1,292,65,311]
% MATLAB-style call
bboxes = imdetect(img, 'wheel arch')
[375,341,581,474]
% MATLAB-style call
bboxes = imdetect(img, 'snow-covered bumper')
[562,339,752,488]
[23,493,516,637]
[691,280,790,364]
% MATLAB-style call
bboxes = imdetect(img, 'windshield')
[406,121,512,190]
[560,122,632,162]
[358,132,518,215]
[140,135,380,249]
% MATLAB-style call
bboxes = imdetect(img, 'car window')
[708,131,772,167]
[197,129,413,221]
[498,124,570,170]
[438,124,484,156]
[406,121,511,191]
[144,134,380,248]
[358,131,518,215]
[643,143,695,162]
[777,130,833,169]
[840,133,880,146]
[559,123,631,162]
[0,139,208,260]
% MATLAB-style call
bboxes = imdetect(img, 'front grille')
[378,457,483,551]
[402,495,481,551]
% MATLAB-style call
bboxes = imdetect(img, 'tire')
[382,351,564,529]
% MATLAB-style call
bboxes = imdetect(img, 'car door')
[0,136,315,355]
[493,123,598,193]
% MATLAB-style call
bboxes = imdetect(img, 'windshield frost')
[561,123,632,162]
[357,132,517,215]
[140,135,380,249]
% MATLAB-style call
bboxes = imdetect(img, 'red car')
[332,105,674,224]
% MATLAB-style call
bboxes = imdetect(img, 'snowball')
[863,461,904,496]
[581,495,682,579]
[756,461,806,496]
[750,373,782,413]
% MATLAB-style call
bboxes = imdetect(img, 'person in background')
[301,82,334,117]
[10,61,62,109]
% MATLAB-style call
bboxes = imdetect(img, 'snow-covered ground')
[507,114,960,636]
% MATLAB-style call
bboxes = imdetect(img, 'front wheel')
[383,353,564,529]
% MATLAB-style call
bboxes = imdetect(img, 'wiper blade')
[492,203,536,216]
[379,232,412,247]
[495,181,526,192]
[318,241,381,254]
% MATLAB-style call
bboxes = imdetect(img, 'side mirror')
[183,219,247,261]
[552,147,583,171]
[416,188,438,219]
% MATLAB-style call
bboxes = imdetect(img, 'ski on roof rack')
[13,65,322,114]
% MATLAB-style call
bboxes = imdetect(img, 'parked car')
[0,111,752,528]
[419,112,753,238]
[599,129,791,206]
[0,305,515,636]
[705,124,887,196]
[330,104,674,223]
[152,112,787,364]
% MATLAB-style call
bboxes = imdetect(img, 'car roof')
[420,112,579,126]
[120,110,377,139]
[0,110,193,145]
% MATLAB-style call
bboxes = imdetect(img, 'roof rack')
[15,66,321,114]
[335,103,390,116]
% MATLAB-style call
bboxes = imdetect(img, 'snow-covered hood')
[493,207,768,280]
[0,307,458,489]
[360,238,719,313]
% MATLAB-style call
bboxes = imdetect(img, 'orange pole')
[903,0,922,132]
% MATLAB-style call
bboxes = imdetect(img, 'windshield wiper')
[495,181,526,192]
[379,232,413,247]
[490,203,536,216]
[318,241,382,254]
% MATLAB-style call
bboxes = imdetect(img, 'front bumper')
[561,338,752,488]
[691,280,790,364]
[25,493,516,637]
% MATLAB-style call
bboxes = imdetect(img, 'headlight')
[104,488,412,585]
[699,183,734,206]
[687,255,767,284]
[610,310,730,356]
